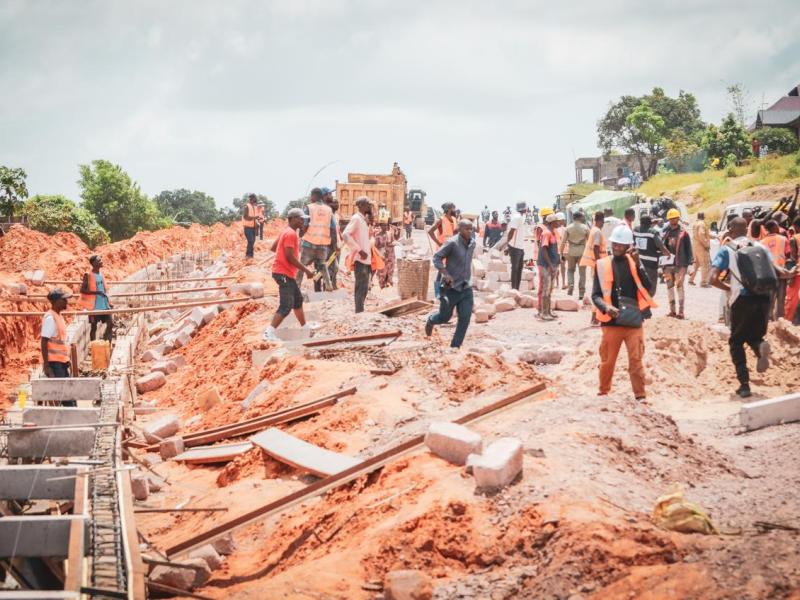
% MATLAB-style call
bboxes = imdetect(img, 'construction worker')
[298,188,335,291]
[374,216,400,289]
[403,208,414,239]
[623,207,635,230]
[554,212,567,289]
[483,211,503,248]
[242,193,262,258]
[505,202,528,291]
[560,210,589,297]
[343,196,373,313]
[79,255,113,342]
[425,219,476,348]
[580,211,607,323]
[263,208,315,341]
[325,193,341,290]
[41,289,77,405]
[761,220,790,320]
[257,203,266,240]
[592,226,656,400]
[428,202,458,298]
[710,217,795,398]
[537,213,560,320]
[662,208,693,319]
[688,212,711,287]
[787,216,800,323]
[633,214,671,297]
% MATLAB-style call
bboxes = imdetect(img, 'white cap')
[555,212,566,221]
[609,224,634,245]
[545,213,558,223]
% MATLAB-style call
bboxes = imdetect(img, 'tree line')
[597,84,800,178]
[0,160,284,247]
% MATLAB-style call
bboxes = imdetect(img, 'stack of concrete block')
[228,281,264,299]
[22,270,45,285]
[471,248,533,293]
[148,542,227,593]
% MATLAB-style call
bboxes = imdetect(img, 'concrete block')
[472,438,523,489]
[22,407,100,427]
[424,422,482,466]
[23,270,45,285]
[384,569,433,600]
[8,428,94,459]
[485,279,501,292]
[159,436,185,460]
[498,271,511,282]
[247,282,264,299]
[150,360,177,376]
[31,377,102,403]
[475,280,489,292]
[740,392,800,431]
[189,544,223,570]
[0,516,87,558]
[149,563,195,592]
[212,533,237,555]
[201,306,218,324]
[141,348,163,363]
[555,298,579,312]
[142,413,180,444]
[519,346,564,365]
[241,380,269,410]
[485,271,500,284]
[521,269,535,281]
[0,466,77,500]
[251,349,272,368]
[188,308,205,327]
[485,294,499,304]
[187,557,213,587]
[136,371,166,394]
[474,310,490,323]
[170,354,187,368]
[229,283,250,295]
[130,474,149,500]
[174,332,192,348]
[488,259,506,272]
[275,328,310,342]
[518,294,538,309]
[196,386,222,411]
[147,474,164,492]
[495,298,516,312]
[11,282,28,295]
[518,280,531,292]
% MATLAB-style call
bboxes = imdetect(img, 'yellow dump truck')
[336,163,408,224]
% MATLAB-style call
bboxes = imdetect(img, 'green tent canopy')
[567,190,638,219]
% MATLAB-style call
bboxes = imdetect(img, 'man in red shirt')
[263,208,314,341]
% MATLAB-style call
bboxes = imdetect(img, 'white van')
[717,201,773,233]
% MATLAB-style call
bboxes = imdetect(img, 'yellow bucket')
[90,340,111,370]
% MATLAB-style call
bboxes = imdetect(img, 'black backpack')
[734,243,778,296]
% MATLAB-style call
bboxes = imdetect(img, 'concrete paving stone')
[149,563,195,591]
[212,533,237,555]
[188,307,205,327]
[11,282,28,295]
[474,310,490,323]
[142,413,180,444]
[384,569,433,600]
[130,474,149,501]
[174,332,192,348]
[170,354,187,368]
[519,346,565,365]
[189,544,224,570]
[555,298,580,312]
[141,348,163,363]
[147,474,164,492]
[159,436,185,460]
[150,360,177,376]
[472,437,523,489]
[136,371,167,394]
[201,306,218,324]
[424,422,483,466]
[495,298,516,312]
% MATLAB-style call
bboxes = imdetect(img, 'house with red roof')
[755,83,800,141]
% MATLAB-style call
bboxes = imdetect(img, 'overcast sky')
[1,0,798,214]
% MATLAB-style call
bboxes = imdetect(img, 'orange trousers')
[599,325,646,398]
[785,274,800,323]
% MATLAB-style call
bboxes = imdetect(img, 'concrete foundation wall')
[8,428,95,459]
[0,466,78,500]
[0,516,88,558]
[31,377,102,403]
[21,407,100,426]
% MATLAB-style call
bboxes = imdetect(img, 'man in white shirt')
[504,202,528,290]
[343,196,373,313]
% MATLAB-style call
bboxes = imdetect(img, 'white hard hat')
[555,212,566,221]
[609,224,633,245]
[545,213,558,223]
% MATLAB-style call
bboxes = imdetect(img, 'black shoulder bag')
[611,259,643,328]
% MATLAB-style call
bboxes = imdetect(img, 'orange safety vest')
[579,226,608,268]
[761,233,787,267]
[44,309,70,364]
[242,203,258,228]
[304,202,333,246]
[595,255,658,323]
[438,215,456,244]
[404,211,413,225]
[79,271,106,311]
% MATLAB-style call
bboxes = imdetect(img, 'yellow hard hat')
[667,208,681,220]
[540,207,554,217]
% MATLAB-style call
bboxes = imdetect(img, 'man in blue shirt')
[710,217,794,397]
[425,220,475,348]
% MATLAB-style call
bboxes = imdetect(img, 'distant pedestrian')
[688,212,711,287]
[343,197,373,313]
[242,193,261,258]
[504,202,528,290]
[483,211,503,247]
[425,220,476,348]
[537,213,560,320]
[560,211,590,297]
[633,214,671,296]
[662,208,694,318]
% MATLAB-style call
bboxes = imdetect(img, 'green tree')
[78,160,170,241]
[598,87,705,178]
[664,131,702,173]
[702,114,752,166]
[0,166,29,219]
[24,194,110,247]
[154,189,219,225]
[281,197,307,218]
[752,127,800,156]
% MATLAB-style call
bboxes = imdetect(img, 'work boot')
[756,340,771,373]
[677,302,685,319]
[424,318,434,337]
[736,383,752,398]
[668,301,677,318]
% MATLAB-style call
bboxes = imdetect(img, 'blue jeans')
[428,286,473,348]
[244,226,256,257]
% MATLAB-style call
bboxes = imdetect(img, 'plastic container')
[90,340,111,370]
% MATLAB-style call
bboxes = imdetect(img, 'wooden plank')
[119,469,147,600]
[65,469,87,593]
[143,387,357,451]
[0,296,251,318]
[302,330,402,348]
[166,382,547,558]
[740,392,800,431]
[374,298,432,317]
[250,428,360,477]
[173,442,253,464]
[43,276,238,285]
